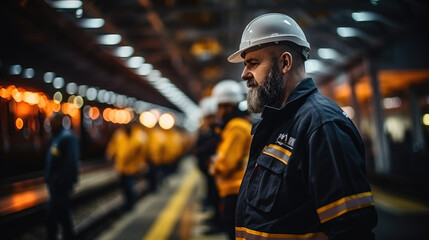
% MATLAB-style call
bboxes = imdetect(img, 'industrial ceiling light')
[97,34,121,45]
[114,46,134,58]
[47,0,83,9]
[352,12,378,22]
[44,72,55,83]
[22,68,35,78]
[337,27,359,37]
[127,56,145,68]
[305,59,324,73]
[53,77,65,89]
[317,48,340,60]
[136,63,153,76]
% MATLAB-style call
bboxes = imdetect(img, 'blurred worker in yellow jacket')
[209,80,252,240]
[145,126,167,191]
[106,124,148,211]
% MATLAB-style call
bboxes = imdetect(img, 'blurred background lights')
[66,82,78,95]
[127,56,144,68]
[79,18,105,29]
[73,96,84,108]
[78,85,88,97]
[53,91,63,104]
[48,0,83,9]
[159,113,175,130]
[44,72,55,83]
[23,92,39,105]
[136,63,153,76]
[305,59,323,73]
[337,27,359,37]
[15,118,24,130]
[89,106,100,120]
[317,48,340,60]
[75,8,83,18]
[9,65,22,75]
[53,77,65,89]
[97,34,121,45]
[352,11,378,22]
[140,111,157,128]
[86,87,98,101]
[23,68,35,78]
[383,97,402,109]
[114,46,134,58]
[11,88,23,102]
[423,114,429,126]
[103,108,112,122]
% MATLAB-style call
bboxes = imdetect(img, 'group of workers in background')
[43,12,378,240]
[195,79,252,239]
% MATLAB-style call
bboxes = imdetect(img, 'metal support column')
[367,57,391,174]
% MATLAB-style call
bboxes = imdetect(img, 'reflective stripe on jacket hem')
[317,191,375,223]
[235,227,328,240]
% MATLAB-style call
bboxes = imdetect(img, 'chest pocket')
[244,144,290,213]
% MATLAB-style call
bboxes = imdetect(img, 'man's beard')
[247,61,285,113]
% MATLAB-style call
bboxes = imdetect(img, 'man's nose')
[241,68,251,81]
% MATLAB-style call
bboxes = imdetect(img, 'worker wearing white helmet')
[209,80,252,240]
[229,13,377,240]
[194,96,222,233]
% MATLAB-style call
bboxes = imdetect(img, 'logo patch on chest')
[275,133,296,150]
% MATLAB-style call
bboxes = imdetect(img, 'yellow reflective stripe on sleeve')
[262,144,291,165]
[235,227,328,240]
[50,146,61,157]
[317,191,375,223]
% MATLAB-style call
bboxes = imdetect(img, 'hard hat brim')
[227,49,246,63]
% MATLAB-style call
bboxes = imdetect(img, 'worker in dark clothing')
[194,96,222,233]
[45,112,79,240]
[228,13,378,240]
[209,80,252,240]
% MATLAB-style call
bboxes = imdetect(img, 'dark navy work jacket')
[45,128,79,190]
[235,78,377,240]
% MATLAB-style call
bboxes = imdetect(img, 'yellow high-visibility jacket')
[163,128,184,165]
[106,126,148,175]
[211,117,252,197]
[147,127,167,165]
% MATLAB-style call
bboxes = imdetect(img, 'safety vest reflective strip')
[317,191,375,223]
[236,227,328,240]
[262,144,291,165]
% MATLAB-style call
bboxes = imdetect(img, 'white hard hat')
[212,80,244,105]
[228,13,310,63]
[199,96,217,117]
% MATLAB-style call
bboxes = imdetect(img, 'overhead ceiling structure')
[1,0,429,129]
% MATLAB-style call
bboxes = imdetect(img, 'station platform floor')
[93,156,429,240]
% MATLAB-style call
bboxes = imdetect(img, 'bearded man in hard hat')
[209,80,252,240]
[228,13,377,240]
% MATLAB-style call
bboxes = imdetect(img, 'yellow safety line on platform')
[142,167,200,240]
[371,185,429,213]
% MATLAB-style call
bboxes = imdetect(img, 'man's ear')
[281,52,292,73]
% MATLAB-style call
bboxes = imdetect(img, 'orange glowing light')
[23,91,39,105]
[15,118,24,129]
[38,95,47,109]
[140,111,157,128]
[12,88,23,102]
[69,107,79,118]
[52,101,61,112]
[15,102,33,117]
[109,109,117,123]
[159,113,175,130]
[89,107,100,120]
[103,108,112,122]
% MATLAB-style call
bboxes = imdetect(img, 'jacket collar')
[251,77,317,134]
